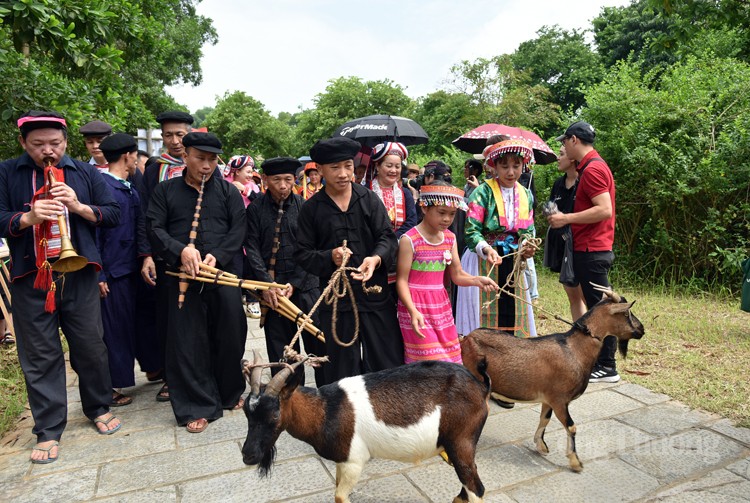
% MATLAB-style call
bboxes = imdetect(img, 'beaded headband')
[371,141,408,163]
[418,184,468,211]
[483,139,533,166]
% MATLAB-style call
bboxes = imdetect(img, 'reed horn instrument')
[43,158,88,273]
[177,174,207,308]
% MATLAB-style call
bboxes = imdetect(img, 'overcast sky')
[167,0,630,116]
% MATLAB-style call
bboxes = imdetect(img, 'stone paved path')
[1,321,749,502]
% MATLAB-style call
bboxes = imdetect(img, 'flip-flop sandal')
[232,397,245,410]
[0,332,14,345]
[93,414,122,435]
[155,384,170,402]
[186,418,208,433]
[111,391,133,407]
[31,441,59,464]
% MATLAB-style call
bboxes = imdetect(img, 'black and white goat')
[241,352,491,503]
[460,286,645,472]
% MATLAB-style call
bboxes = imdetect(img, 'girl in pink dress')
[396,182,498,363]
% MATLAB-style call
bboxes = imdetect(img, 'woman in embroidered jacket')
[465,139,538,338]
[369,141,417,285]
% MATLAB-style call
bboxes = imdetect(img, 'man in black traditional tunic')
[245,157,325,387]
[294,137,403,385]
[146,132,247,433]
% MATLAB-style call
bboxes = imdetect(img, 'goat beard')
[618,339,630,359]
[257,445,277,478]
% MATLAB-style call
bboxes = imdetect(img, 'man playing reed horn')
[244,157,326,387]
[0,110,123,464]
[146,132,247,434]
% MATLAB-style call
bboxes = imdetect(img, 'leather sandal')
[155,383,170,402]
[186,418,208,433]
[111,391,133,407]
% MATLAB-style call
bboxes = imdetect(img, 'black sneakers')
[589,365,621,383]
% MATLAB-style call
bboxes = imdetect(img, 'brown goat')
[460,288,645,472]
[241,352,492,503]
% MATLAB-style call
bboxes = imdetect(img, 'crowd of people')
[0,110,617,465]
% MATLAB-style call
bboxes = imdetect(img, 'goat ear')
[609,302,631,314]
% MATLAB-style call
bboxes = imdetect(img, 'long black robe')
[244,192,325,386]
[294,183,403,384]
[147,173,247,425]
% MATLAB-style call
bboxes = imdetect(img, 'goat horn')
[264,358,307,398]
[589,282,621,303]
[248,350,263,397]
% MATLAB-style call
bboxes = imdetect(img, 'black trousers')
[165,277,247,425]
[319,302,404,385]
[134,274,162,373]
[12,265,112,442]
[101,273,137,388]
[263,289,326,388]
[573,250,617,368]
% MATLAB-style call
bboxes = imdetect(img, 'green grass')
[0,345,27,438]
[534,268,750,428]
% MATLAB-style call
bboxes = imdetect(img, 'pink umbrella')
[452,124,557,164]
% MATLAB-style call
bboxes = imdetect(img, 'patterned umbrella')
[452,124,557,165]
[333,115,429,148]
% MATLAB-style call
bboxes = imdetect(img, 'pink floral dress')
[397,227,462,364]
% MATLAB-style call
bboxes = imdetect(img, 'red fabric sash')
[31,165,66,312]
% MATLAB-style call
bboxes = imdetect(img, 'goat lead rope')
[480,237,574,328]
[284,241,381,360]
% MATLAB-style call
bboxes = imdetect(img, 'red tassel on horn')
[34,260,52,291]
[44,282,56,313]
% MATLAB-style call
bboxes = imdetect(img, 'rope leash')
[283,240,381,361]
[480,237,575,328]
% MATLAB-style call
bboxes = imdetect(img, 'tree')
[204,91,295,159]
[410,91,482,156]
[582,54,750,289]
[294,77,413,151]
[0,0,216,159]
[441,54,561,141]
[192,106,214,128]
[512,26,605,113]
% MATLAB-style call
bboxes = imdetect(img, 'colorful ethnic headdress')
[227,155,255,172]
[418,184,468,211]
[371,141,409,163]
[482,139,534,166]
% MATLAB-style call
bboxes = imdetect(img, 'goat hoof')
[568,455,583,472]
[535,440,549,455]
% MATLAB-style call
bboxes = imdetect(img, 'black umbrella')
[332,115,429,147]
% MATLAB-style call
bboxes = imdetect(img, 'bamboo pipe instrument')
[165,271,325,342]
[178,174,207,308]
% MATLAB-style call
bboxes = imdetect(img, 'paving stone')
[646,467,750,502]
[111,400,178,432]
[478,407,542,449]
[726,458,750,479]
[0,450,29,484]
[97,440,246,496]
[343,473,429,502]
[92,486,178,503]
[506,457,659,502]
[179,456,332,502]
[29,425,176,475]
[710,419,750,447]
[482,492,516,503]
[320,455,427,483]
[0,466,98,502]
[273,431,319,462]
[565,388,644,424]
[616,401,715,436]
[618,428,747,485]
[175,410,247,449]
[539,418,654,470]
[614,382,671,405]
[405,443,555,502]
